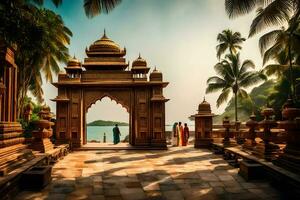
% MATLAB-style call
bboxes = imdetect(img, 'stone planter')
[20,166,52,190]
[32,130,53,139]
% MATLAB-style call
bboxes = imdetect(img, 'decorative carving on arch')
[84,90,131,113]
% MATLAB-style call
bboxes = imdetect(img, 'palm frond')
[239,72,266,87]
[249,1,292,37]
[216,43,228,59]
[263,41,285,64]
[216,88,232,107]
[259,29,282,55]
[84,0,121,18]
[239,59,256,76]
[263,64,287,77]
[225,0,259,18]
[206,83,229,93]
[237,88,250,99]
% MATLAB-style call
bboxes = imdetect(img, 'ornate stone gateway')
[53,32,169,148]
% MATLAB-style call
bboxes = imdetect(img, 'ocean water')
[86,125,177,142]
[87,126,128,142]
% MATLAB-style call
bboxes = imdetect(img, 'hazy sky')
[42,0,264,124]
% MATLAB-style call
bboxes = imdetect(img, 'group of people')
[172,122,189,146]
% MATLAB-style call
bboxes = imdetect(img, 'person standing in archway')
[113,124,121,144]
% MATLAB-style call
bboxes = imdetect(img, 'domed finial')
[101,29,107,39]
[138,53,141,59]
[154,66,157,71]
[203,96,206,101]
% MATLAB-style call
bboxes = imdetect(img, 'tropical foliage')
[225,0,300,37]
[206,53,266,122]
[213,80,275,123]
[0,1,72,118]
[216,29,246,59]
[1,0,120,118]
[225,0,300,102]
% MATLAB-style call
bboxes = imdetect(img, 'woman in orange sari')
[178,122,184,146]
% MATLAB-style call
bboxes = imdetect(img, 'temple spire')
[104,29,106,37]
[138,53,141,59]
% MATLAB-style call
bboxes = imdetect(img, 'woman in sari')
[172,122,178,146]
[182,123,189,146]
[178,122,184,146]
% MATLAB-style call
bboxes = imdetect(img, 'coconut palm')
[216,29,246,59]
[16,8,72,117]
[225,0,300,37]
[259,19,300,99]
[206,53,266,122]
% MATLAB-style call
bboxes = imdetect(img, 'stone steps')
[0,149,35,176]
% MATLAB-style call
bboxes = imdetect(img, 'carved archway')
[52,32,168,149]
[83,90,133,144]
[84,91,131,113]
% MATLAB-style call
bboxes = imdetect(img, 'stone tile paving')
[15,146,282,200]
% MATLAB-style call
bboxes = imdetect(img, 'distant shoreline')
[87,120,129,126]
[87,124,129,126]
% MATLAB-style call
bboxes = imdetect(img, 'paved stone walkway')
[15,146,282,200]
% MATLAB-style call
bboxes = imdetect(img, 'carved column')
[274,99,300,173]
[254,107,279,161]
[31,106,54,153]
[0,44,34,176]
[52,87,70,146]
[222,116,236,146]
[192,98,213,148]
[243,113,258,150]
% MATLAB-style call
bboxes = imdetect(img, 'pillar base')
[30,138,54,153]
[242,139,256,150]
[194,138,212,148]
[151,139,167,148]
[273,146,300,174]
[253,142,280,161]
[222,138,237,147]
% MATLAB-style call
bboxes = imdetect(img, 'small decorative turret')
[191,97,214,148]
[131,53,150,80]
[65,55,82,79]
[198,97,212,114]
[150,67,163,81]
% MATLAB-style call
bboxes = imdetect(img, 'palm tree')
[225,0,300,37]
[16,8,72,117]
[216,29,246,59]
[206,53,266,122]
[259,18,300,99]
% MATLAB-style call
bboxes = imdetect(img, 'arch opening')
[86,96,129,145]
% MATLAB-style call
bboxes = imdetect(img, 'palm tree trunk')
[288,36,295,101]
[234,91,238,122]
